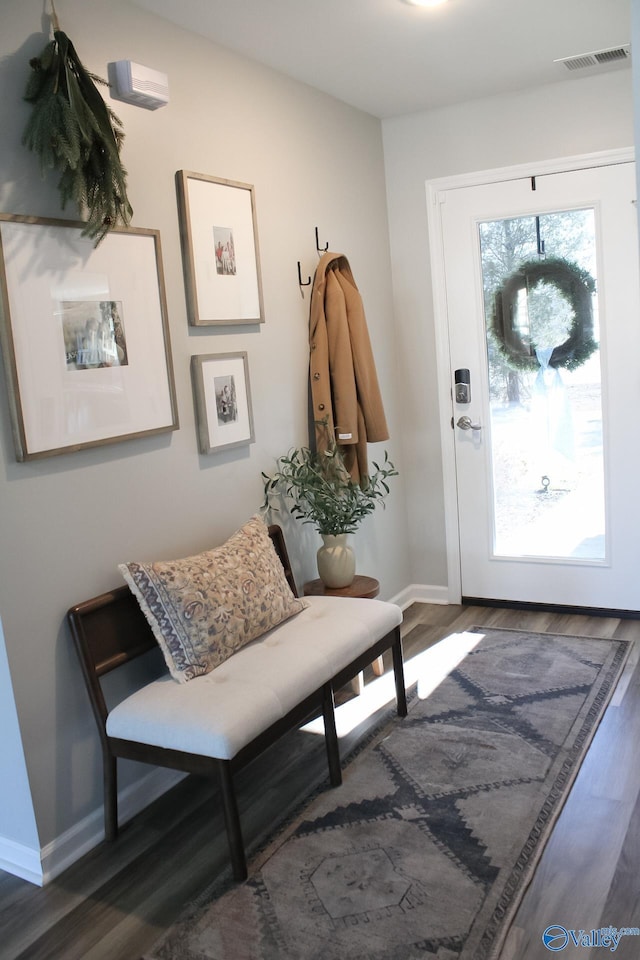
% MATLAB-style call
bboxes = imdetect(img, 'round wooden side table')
[302,575,385,692]
[302,574,380,601]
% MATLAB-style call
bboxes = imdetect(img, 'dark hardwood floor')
[2,602,640,960]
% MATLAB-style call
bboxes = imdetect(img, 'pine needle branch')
[22,17,133,245]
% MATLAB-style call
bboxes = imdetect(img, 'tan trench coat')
[309,252,389,483]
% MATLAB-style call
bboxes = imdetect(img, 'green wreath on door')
[490,257,597,372]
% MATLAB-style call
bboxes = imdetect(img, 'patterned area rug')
[144,627,629,960]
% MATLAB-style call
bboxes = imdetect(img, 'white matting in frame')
[176,171,264,326]
[191,352,255,454]
[0,215,178,461]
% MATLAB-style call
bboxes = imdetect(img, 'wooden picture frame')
[0,214,178,461]
[191,352,255,454]
[176,171,264,326]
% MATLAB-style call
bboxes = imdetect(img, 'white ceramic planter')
[316,533,356,588]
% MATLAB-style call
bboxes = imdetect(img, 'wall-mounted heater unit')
[112,60,169,110]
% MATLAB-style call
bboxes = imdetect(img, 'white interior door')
[436,160,640,609]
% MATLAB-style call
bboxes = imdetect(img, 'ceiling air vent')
[554,44,630,72]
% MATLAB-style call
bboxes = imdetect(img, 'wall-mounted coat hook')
[315,227,328,253]
[298,261,311,287]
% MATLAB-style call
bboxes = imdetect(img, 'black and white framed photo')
[0,214,178,461]
[191,352,255,454]
[176,171,264,326]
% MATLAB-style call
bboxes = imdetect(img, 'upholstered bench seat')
[69,524,407,882]
[106,596,402,760]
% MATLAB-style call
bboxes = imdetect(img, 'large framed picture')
[176,171,264,326]
[0,214,178,461]
[191,352,255,454]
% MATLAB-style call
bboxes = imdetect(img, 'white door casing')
[427,149,640,610]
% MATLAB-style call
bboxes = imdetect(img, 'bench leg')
[104,753,118,841]
[391,627,408,717]
[217,760,247,882]
[322,682,342,787]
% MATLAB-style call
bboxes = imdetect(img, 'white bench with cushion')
[68,517,406,880]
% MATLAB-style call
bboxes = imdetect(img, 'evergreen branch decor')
[22,3,133,244]
[262,424,398,536]
[491,257,597,372]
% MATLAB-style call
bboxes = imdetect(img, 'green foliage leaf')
[491,256,597,373]
[22,27,133,245]
[262,425,398,536]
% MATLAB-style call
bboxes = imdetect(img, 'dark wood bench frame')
[68,525,407,881]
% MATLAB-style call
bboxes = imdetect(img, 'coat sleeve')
[335,270,389,443]
[324,268,360,445]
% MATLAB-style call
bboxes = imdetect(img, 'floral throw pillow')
[119,515,307,682]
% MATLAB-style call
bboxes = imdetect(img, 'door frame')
[426,147,635,605]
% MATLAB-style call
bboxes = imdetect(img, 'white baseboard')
[40,766,186,885]
[390,584,450,609]
[1,767,186,887]
[0,836,44,886]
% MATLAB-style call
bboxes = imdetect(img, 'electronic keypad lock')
[455,368,471,404]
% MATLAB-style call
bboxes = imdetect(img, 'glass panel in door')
[478,210,604,561]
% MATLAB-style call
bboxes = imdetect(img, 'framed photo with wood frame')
[191,352,255,454]
[176,170,264,326]
[0,214,178,461]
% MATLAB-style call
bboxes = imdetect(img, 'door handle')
[457,415,482,431]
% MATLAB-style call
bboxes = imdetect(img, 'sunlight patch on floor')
[302,630,484,739]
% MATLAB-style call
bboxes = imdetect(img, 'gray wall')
[382,69,634,592]
[633,0,640,233]
[0,0,635,881]
[0,616,40,877]
[0,0,410,870]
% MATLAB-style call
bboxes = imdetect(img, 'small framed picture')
[176,171,264,326]
[191,352,255,454]
[0,214,178,461]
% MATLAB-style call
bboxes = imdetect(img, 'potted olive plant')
[262,432,397,588]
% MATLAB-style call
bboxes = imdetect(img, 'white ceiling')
[131,0,631,118]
